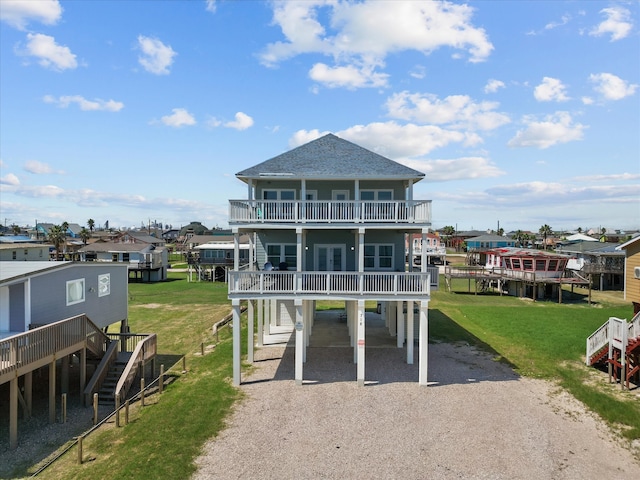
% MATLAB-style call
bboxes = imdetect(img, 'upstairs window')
[66,278,85,306]
[364,244,394,270]
[266,244,297,269]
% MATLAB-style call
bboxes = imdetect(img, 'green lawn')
[30,272,640,478]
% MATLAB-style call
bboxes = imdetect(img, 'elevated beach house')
[228,134,437,386]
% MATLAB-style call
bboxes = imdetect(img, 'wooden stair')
[97,352,132,405]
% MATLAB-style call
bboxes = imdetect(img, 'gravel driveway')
[193,341,639,479]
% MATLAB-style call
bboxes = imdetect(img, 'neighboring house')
[0,243,51,261]
[466,234,515,251]
[0,261,128,336]
[1,261,130,449]
[78,242,168,282]
[0,235,40,244]
[227,133,437,386]
[162,228,181,242]
[115,232,166,247]
[564,233,598,243]
[558,241,624,291]
[616,236,640,314]
[408,233,446,266]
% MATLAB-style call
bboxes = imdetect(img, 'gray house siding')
[29,265,127,328]
[9,284,25,331]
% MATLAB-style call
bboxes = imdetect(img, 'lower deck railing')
[229,270,436,297]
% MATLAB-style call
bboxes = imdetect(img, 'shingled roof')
[236,133,425,182]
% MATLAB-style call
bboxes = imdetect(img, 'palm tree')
[600,227,607,242]
[48,225,66,260]
[513,229,524,247]
[79,227,91,245]
[11,224,21,235]
[538,224,553,250]
[87,218,95,233]
[577,227,582,234]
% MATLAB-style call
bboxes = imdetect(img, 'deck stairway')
[97,352,132,405]
[586,312,640,389]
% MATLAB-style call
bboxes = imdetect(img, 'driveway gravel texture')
[193,343,640,480]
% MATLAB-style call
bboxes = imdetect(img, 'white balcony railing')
[229,269,437,297]
[229,199,431,224]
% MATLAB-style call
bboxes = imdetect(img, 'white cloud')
[224,112,254,130]
[544,14,571,31]
[19,33,77,71]
[589,73,638,100]
[534,77,569,102]
[205,0,217,13]
[292,121,475,159]
[385,91,510,131]
[43,95,124,112]
[261,1,493,89]
[0,173,20,186]
[590,6,633,41]
[484,79,505,94]
[409,65,426,79]
[309,62,388,89]
[507,111,586,149]
[137,35,176,75]
[574,173,640,182]
[401,156,505,182]
[0,0,62,30]
[581,96,594,105]
[160,108,196,127]
[23,160,64,175]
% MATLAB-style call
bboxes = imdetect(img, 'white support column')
[295,300,304,385]
[264,299,271,335]
[233,231,240,271]
[270,299,277,326]
[357,300,366,386]
[388,301,396,336]
[419,300,429,386]
[257,299,264,346]
[296,228,303,272]
[247,300,254,363]
[396,301,404,348]
[421,229,428,273]
[354,180,360,221]
[232,300,242,386]
[407,301,414,364]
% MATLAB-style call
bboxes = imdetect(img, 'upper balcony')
[229,199,431,226]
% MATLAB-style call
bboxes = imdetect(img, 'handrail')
[586,319,611,365]
[83,341,119,405]
[114,334,157,404]
[1,314,93,385]
[229,270,435,296]
[229,199,431,224]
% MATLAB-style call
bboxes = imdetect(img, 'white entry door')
[315,244,346,271]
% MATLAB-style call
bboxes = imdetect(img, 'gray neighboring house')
[0,261,128,336]
[227,133,437,387]
[558,241,625,290]
[78,242,168,282]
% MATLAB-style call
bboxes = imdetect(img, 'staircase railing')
[113,334,157,405]
[586,319,612,365]
[83,341,119,405]
[629,311,640,340]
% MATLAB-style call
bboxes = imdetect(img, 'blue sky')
[1,0,638,233]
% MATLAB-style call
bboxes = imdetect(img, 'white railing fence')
[229,199,431,224]
[229,270,436,296]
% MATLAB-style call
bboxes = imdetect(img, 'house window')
[66,278,85,306]
[361,190,393,201]
[535,259,547,271]
[504,258,512,269]
[12,251,16,260]
[512,259,521,269]
[112,253,118,262]
[266,244,297,269]
[548,259,559,271]
[98,274,110,297]
[523,259,533,271]
[123,253,130,262]
[262,190,296,219]
[364,244,394,270]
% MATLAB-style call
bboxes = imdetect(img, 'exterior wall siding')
[28,264,128,329]
[624,241,640,305]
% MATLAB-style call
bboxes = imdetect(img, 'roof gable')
[236,134,425,181]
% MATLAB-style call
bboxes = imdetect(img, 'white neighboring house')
[227,133,437,386]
